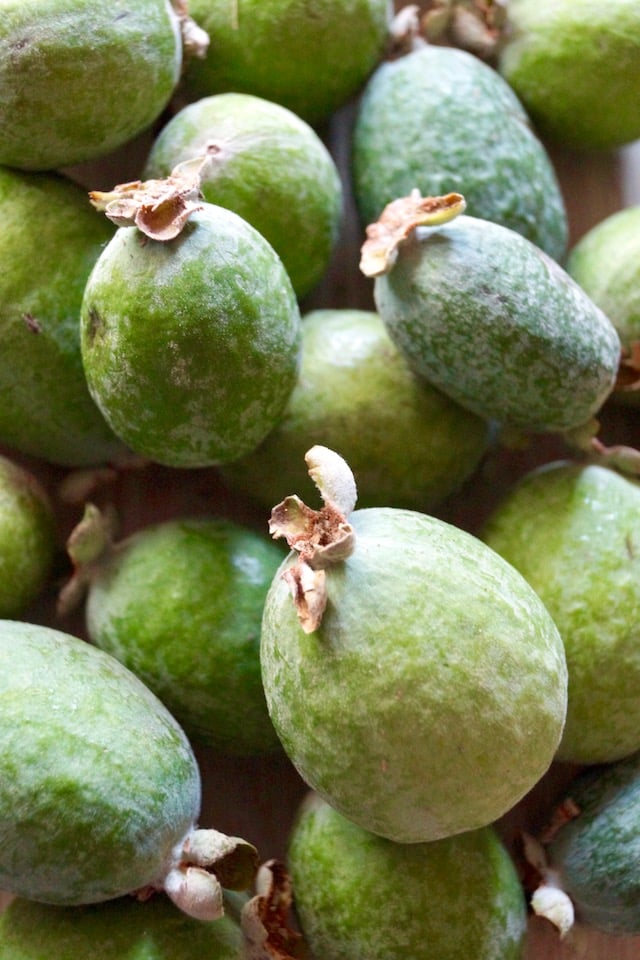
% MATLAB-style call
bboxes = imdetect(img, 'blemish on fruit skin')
[86,308,104,344]
[22,313,42,334]
[625,532,636,559]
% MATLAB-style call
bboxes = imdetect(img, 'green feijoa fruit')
[567,206,640,405]
[0,895,243,960]
[181,0,391,127]
[222,308,491,511]
[78,515,284,756]
[0,619,256,918]
[368,207,620,435]
[482,460,640,766]
[352,44,568,261]
[0,166,126,467]
[80,203,301,468]
[143,93,343,299]
[287,793,527,960]
[0,455,56,618]
[0,0,188,171]
[498,0,640,152]
[542,752,640,935]
[260,447,567,843]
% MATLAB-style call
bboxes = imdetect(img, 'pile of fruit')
[1,1,640,958]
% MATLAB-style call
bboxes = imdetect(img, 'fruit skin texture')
[0,894,243,960]
[0,620,201,906]
[0,167,125,467]
[499,0,640,152]
[85,517,284,756]
[352,44,568,261]
[546,752,640,935]
[0,455,56,618]
[0,0,183,170]
[143,93,343,299]
[374,215,620,435]
[222,308,491,511]
[261,507,567,843]
[482,461,640,765]
[287,793,527,960]
[567,206,640,405]
[181,0,392,127]
[80,204,301,468]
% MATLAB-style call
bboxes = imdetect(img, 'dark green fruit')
[352,44,568,260]
[0,166,126,467]
[80,203,301,468]
[143,93,343,299]
[287,792,527,960]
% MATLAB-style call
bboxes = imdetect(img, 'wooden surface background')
[2,27,640,960]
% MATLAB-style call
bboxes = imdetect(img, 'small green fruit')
[287,793,527,960]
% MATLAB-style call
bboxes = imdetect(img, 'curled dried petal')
[241,860,309,959]
[164,866,224,922]
[182,829,259,891]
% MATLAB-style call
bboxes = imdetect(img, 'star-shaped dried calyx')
[269,446,357,634]
[521,829,576,940]
[56,502,119,617]
[359,189,466,278]
[241,860,311,959]
[170,0,210,61]
[421,1,509,60]
[89,155,211,241]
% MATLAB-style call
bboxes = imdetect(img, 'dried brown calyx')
[269,446,357,634]
[170,0,210,61]
[241,860,311,959]
[359,189,466,278]
[421,1,509,61]
[615,341,640,394]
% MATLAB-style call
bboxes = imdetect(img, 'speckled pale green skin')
[222,309,491,511]
[0,0,182,170]
[567,206,640,406]
[287,793,527,960]
[80,204,301,468]
[499,0,640,151]
[0,620,201,905]
[0,895,242,960]
[352,44,568,261]
[0,456,55,617]
[482,461,640,765]
[182,0,391,126]
[143,93,343,299]
[547,752,640,934]
[261,508,567,843]
[374,215,620,434]
[86,518,284,755]
[0,167,125,466]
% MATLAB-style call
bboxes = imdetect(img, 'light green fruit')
[0,166,126,466]
[181,0,391,126]
[482,460,640,765]
[85,517,284,756]
[499,0,640,151]
[567,206,640,405]
[261,505,567,842]
[222,309,491,511]
[287,793,527,960]
[0,0,184,170]
[0,455,56,618]
[143,93,343,299]
[0,619,201,906]
[352,44,568,261]
[80,203,301,468]
[373,214,620,435]
[0,895,243,960]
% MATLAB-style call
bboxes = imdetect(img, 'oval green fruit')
[84,517,284,756]
[352,44,568,260]
[0,455,56,618]
[181,0,391,126]
[0,0,184,170]
[261,502,567,842]
[0,167,126,467]
[0,895,243,960]
[80,204,301,468]
[482,460,640,765]
[143,93,343,299]
[499,0,640,151]
[0,619,201,906]
[222,308,491,511]
[373,213,620,435]
[287,793,527,960]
